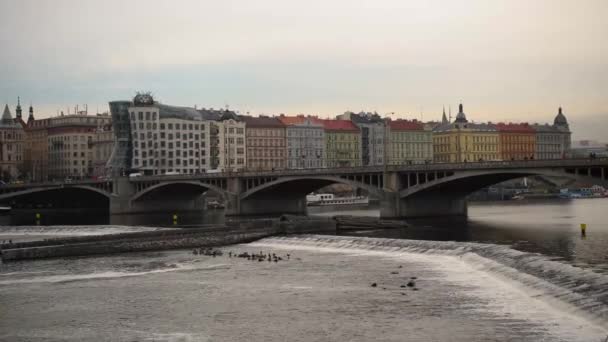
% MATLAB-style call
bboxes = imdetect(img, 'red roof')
[388,119,424,131]
[321,119,360,132]
[496,122,535,133]
[277,115,323,126]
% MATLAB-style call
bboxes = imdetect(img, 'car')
[128,173,142,178]
[164,171,180,176]
[64,177,73,183]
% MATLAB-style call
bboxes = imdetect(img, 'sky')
[0,0,606,140]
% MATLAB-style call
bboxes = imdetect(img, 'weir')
[255,235,608,326]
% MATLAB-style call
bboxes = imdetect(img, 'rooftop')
[388,119,424,131]
[496,122,535,133]
[321,119,359,132]
[277,115,323,126]
[240,115,285,128]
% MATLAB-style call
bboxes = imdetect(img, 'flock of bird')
[192,247,292,263]
[191,247,418,292]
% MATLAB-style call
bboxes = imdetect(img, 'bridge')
[1,159,607,219]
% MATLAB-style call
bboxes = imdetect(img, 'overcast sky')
[0,0,606,140]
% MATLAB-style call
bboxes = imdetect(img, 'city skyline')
[1,0,607,141]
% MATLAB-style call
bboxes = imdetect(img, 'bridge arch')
[130,181,230,203]
[239,175,385,201]
[0,185,112,202]
[0,185,112,210]
[399,168,606,199]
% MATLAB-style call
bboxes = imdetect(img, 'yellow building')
[387,119,433,165]
[322,119,361,167]
[433,104,500,163]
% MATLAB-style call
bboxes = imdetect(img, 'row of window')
[134,149,208,158]
[134,141,207,149]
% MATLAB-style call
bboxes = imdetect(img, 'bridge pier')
[380,192,468,219]
[225,193,307,217]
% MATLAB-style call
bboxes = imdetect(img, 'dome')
[454,103,468,123]
[133,92,155,106]
[554,107,568,126]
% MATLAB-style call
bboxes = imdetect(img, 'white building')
[129,94,214,175]
[126,94,246,175]
[532,107,571,160]
[277,115,325,169]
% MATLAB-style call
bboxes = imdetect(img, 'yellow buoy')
[580,223,587,236]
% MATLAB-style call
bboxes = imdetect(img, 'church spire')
[442,106,448,124]
[15,96,22,119]
[28,102,34,122]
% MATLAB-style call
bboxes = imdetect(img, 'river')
[1,199,607,341]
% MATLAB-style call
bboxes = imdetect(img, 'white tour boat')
[306,193,369,206]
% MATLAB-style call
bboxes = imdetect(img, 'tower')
[454,103,468,123]
[553,106,569,129]
[15,97,22,119]
[28,103,34,122]
[441,106,448,124]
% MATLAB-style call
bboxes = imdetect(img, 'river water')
[1,199,607,341]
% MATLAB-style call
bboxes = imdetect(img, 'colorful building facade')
[336,111,385,166]
[432,104,500,162]
[496,123,536,160]
[322,119,361,168]
[388,119,432,164]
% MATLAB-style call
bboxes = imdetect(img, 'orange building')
[496,123,536,160]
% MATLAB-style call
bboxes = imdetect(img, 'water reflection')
[1,198,607,272]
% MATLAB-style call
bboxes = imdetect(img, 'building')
[0,104,25,180]
[216,110,246,172]
[91,122,114,177]
[278,115,325,169]
[432,104,500,163]
[108,101,134,176]
[387,119,432,165]
[496,122,536,160]
[15,100,51,182]
[240,115,286,171]
[47,112,112,179]
[322,119,361,168]
[127,94,214,175]
[532,107,571,160]
[336,111,385,166]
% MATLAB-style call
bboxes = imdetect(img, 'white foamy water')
[0,263,230,285]
[252,236,608,336]
[2,234,608,341]
[0,225,169,236]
